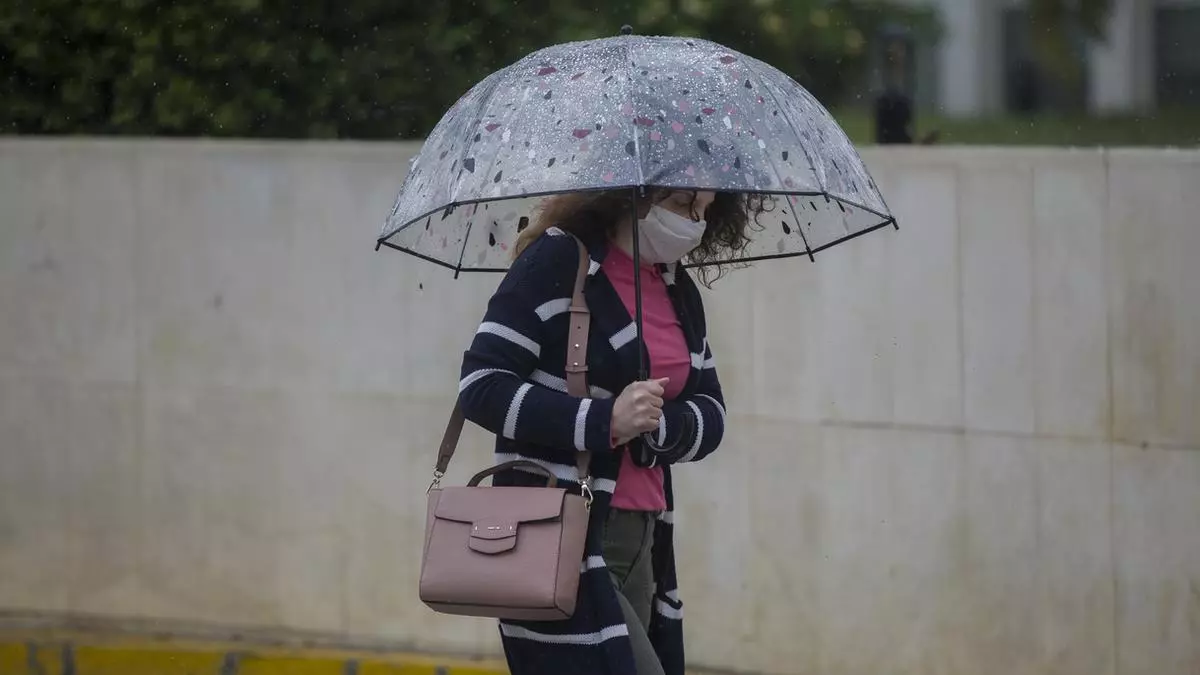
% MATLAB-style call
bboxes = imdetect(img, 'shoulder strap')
[564,236,594,479]
[435,235,594,480]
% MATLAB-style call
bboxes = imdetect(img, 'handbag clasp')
[579,479,593,510]
[427,470,445,494]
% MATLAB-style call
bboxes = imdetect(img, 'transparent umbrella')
[376,28,898,373]
[378,28,895,269]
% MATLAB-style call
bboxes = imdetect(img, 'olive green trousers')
[601,508,665,675]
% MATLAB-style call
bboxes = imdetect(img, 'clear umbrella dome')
[379,33,894,272]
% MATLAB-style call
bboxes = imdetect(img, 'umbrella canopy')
[377,32,895,273]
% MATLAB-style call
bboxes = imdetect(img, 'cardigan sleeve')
[457,233,616,454]
[640,335,726,465]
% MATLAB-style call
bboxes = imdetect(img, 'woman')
[457,188,765,675]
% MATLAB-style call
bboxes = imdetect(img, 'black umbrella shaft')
[629,186,648,380]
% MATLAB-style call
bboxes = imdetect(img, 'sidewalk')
[0,632,508,675]
[0,622,739,674]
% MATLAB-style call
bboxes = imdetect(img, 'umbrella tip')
[620,24,633,35]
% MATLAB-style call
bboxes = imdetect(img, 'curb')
[0,637,509,675]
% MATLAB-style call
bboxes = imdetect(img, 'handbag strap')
[435,235,594,482]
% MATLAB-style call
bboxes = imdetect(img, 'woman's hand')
[610,378,669,446]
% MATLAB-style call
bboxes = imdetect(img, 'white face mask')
[637,205,706,264]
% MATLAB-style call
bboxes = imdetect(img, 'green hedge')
[0,0,937,138]
[834,108,1200,147]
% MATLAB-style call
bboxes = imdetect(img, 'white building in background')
[902,0,1200,115]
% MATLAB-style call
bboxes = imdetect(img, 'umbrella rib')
[742,71,814,260]
[457,74,510,210]
[680,215,895,269]
[377,185,638,247]
[376,186,897,263]
[441,70,510,265]
[779,194,815,262]
[453,218,475,278]
[756,74,826,200]
[449,69,509,210]
[378,69,509,245]
[378,240,463,272]
[386,186,891,226]
[813,192,895,224]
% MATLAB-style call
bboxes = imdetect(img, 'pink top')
[603,245,691,512]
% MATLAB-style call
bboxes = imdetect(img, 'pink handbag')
[419,236,595,621]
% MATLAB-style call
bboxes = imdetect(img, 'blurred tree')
[0,0,936,138]
[1028,0,1112,82]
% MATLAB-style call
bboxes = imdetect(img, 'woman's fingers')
[619,378,670,436]
[636,418,659,434]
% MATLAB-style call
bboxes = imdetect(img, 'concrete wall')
[1,139,1197,675]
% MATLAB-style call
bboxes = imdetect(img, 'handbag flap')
[433,486,567,525]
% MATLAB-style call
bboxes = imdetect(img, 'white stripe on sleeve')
[503,383,533,439]
[529,369,568,392]
[574,398,592,451]
[477,322,540,357]
[529,370,613,398]
[679,400,704,462]
[458,368,516,393]
[534,298,572,321]
[696,393,726,426]
[592,478,617,494]
[654,598,683,620]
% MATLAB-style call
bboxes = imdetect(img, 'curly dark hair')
[515,188,774,287]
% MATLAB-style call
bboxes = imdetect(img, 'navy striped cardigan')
[457,227,727,675]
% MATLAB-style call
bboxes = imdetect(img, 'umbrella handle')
[629,186,648,380]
